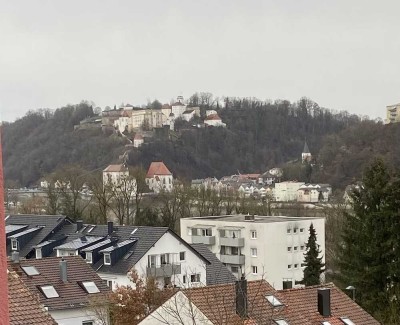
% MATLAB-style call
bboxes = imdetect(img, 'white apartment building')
[180,214,325,290]
[274,181,305,202]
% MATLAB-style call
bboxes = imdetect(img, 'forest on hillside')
[3,96,399,191]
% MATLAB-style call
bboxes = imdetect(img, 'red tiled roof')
[279,283,380,325]
[9,256,110,312]
[103,164,128,173]
[8,270,57,325]
[204,114,221,121]
[146,162,172,177]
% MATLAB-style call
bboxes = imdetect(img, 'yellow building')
[386,103,400,124]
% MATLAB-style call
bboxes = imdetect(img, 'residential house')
[8,270,57,325]
[114,110,132,133]
[133,133,144,148]
[181,214,325,289]
[204,114,226,127]
[297,183,332,203]
[205,109,217,116]
[5,214,74,259]
[9,255,110,325]
[102,164,130,187]
[146,162,173,193]
[386,103,400,124]
[259,168,283,185]
[139,279,379,324]
[274,181,305,202]
[182,109,196,122]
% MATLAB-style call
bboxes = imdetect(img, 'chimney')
[0,128,10,324]
[60,258,68,283]
[76,220,83,231]
[318,288,331,317]
[108,221,114,235]
[235,276,248,318]
[11,251,20,263]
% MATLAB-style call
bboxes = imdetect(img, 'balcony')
[146,263,181,277]
[220,254,245,265]
[191,235,216,245]
[219,237,245,247]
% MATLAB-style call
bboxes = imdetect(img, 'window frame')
[179,251,185,261]
[104,253,111,265]
[251,248,257,257]
[252,265,258,274]
[251,230,257,239]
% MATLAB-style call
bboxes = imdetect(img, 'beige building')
[386,103,400,124]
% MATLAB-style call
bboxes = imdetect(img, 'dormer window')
[104,253,111,265]
[86,252,93,264]
[11,239,18,251]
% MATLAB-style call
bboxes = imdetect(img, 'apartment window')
[219,229,226,237]
[179,252,185,261]
[104,253,111,265]
[300,245,305,251]
[36,248,42,259]
[107,280,113,288]
[187,228,193,236]
[202,228,212,237]
[11,239,18,251]
[286,228,291,234]
[86,252,93,264]
[288,264,292,270]
[251,248,257,257]
[300,228,304,233]
[148,255,156,267]
[294,264,298,269]
[294,246,298,251]
[251,230,257,239]
[183,275,187,284]
[287,247,292,252]
[220,246,226,255]
[191,274,200,283]
[252,266,258,274]
[231,266,239,273]
[161,254,170,265]
[82,321,94,325]
[231,247,239,255]
[293,228,298,234]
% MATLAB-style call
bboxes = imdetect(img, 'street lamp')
[346,285,356,301]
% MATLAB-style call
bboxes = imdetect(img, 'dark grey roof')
[303,141,310,154]
[81,239,115,252]
[10,227,44,238]
[5,215,73,257]
[5,224,27,234]
[190,243,236,285]
[98,239,136,252]
[54,236,105,250]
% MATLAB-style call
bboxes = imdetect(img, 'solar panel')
[21,266,40,276]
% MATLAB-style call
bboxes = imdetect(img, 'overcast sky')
[1,0,399,122]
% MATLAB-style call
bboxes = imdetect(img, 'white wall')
[181,216,325,290]
[274,182,305,201]
[50,307,108,325]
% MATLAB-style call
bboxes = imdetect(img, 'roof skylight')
[340,317,355,325]
[266,295,283,307]
[81,281,100,294]
[40,285,59,298]
[274,320,289,325]
[21,266,40,276]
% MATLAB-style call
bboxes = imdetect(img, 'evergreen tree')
[302,223,325,286]
[337,158,400,323]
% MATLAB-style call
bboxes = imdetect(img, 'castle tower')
[0,129,10,324]
[302,140,312,163]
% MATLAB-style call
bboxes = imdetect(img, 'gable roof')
[204,114,221,121]
[146,162,172,177]
[9,256,110,312]
[103,164,128,173]
[190,243,236,285]
[303,141,310,154]
[5,215,73,257]
[8,270,57,325]
[279,283,379,325]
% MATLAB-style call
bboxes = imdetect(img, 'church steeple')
[302,140,312,163]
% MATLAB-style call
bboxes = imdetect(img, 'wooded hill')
[3,97,399,192]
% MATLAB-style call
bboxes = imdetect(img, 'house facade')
[181,214,325,290]
[297,183,332,202]
[204,114,226,127]
[273,181,305,202]
[102,164,130,187]
[386,103,400,124]
[146,162,173,193]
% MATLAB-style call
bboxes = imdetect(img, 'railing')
[219,237,245,247]
[191,235,216,245]
[220,254,245,265]
[146,263,181,277]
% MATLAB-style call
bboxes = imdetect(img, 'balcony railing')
[219,237,245,247]
[146,263,181,277]
[220,254,245,265]
[191,235,216,245]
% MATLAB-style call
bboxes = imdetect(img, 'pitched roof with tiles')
[103,164,129,173]
[204,114,222,121]
[146,162,172,177]
[279,283,380,325]
[190,243,236,285]
[8,270,57,325]
[5,215,73,257]
[9,256,110,312]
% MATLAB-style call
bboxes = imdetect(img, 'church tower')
[302,140,312,163]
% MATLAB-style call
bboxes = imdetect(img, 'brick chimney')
[0,129,10,324]
[235,276,248,319]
